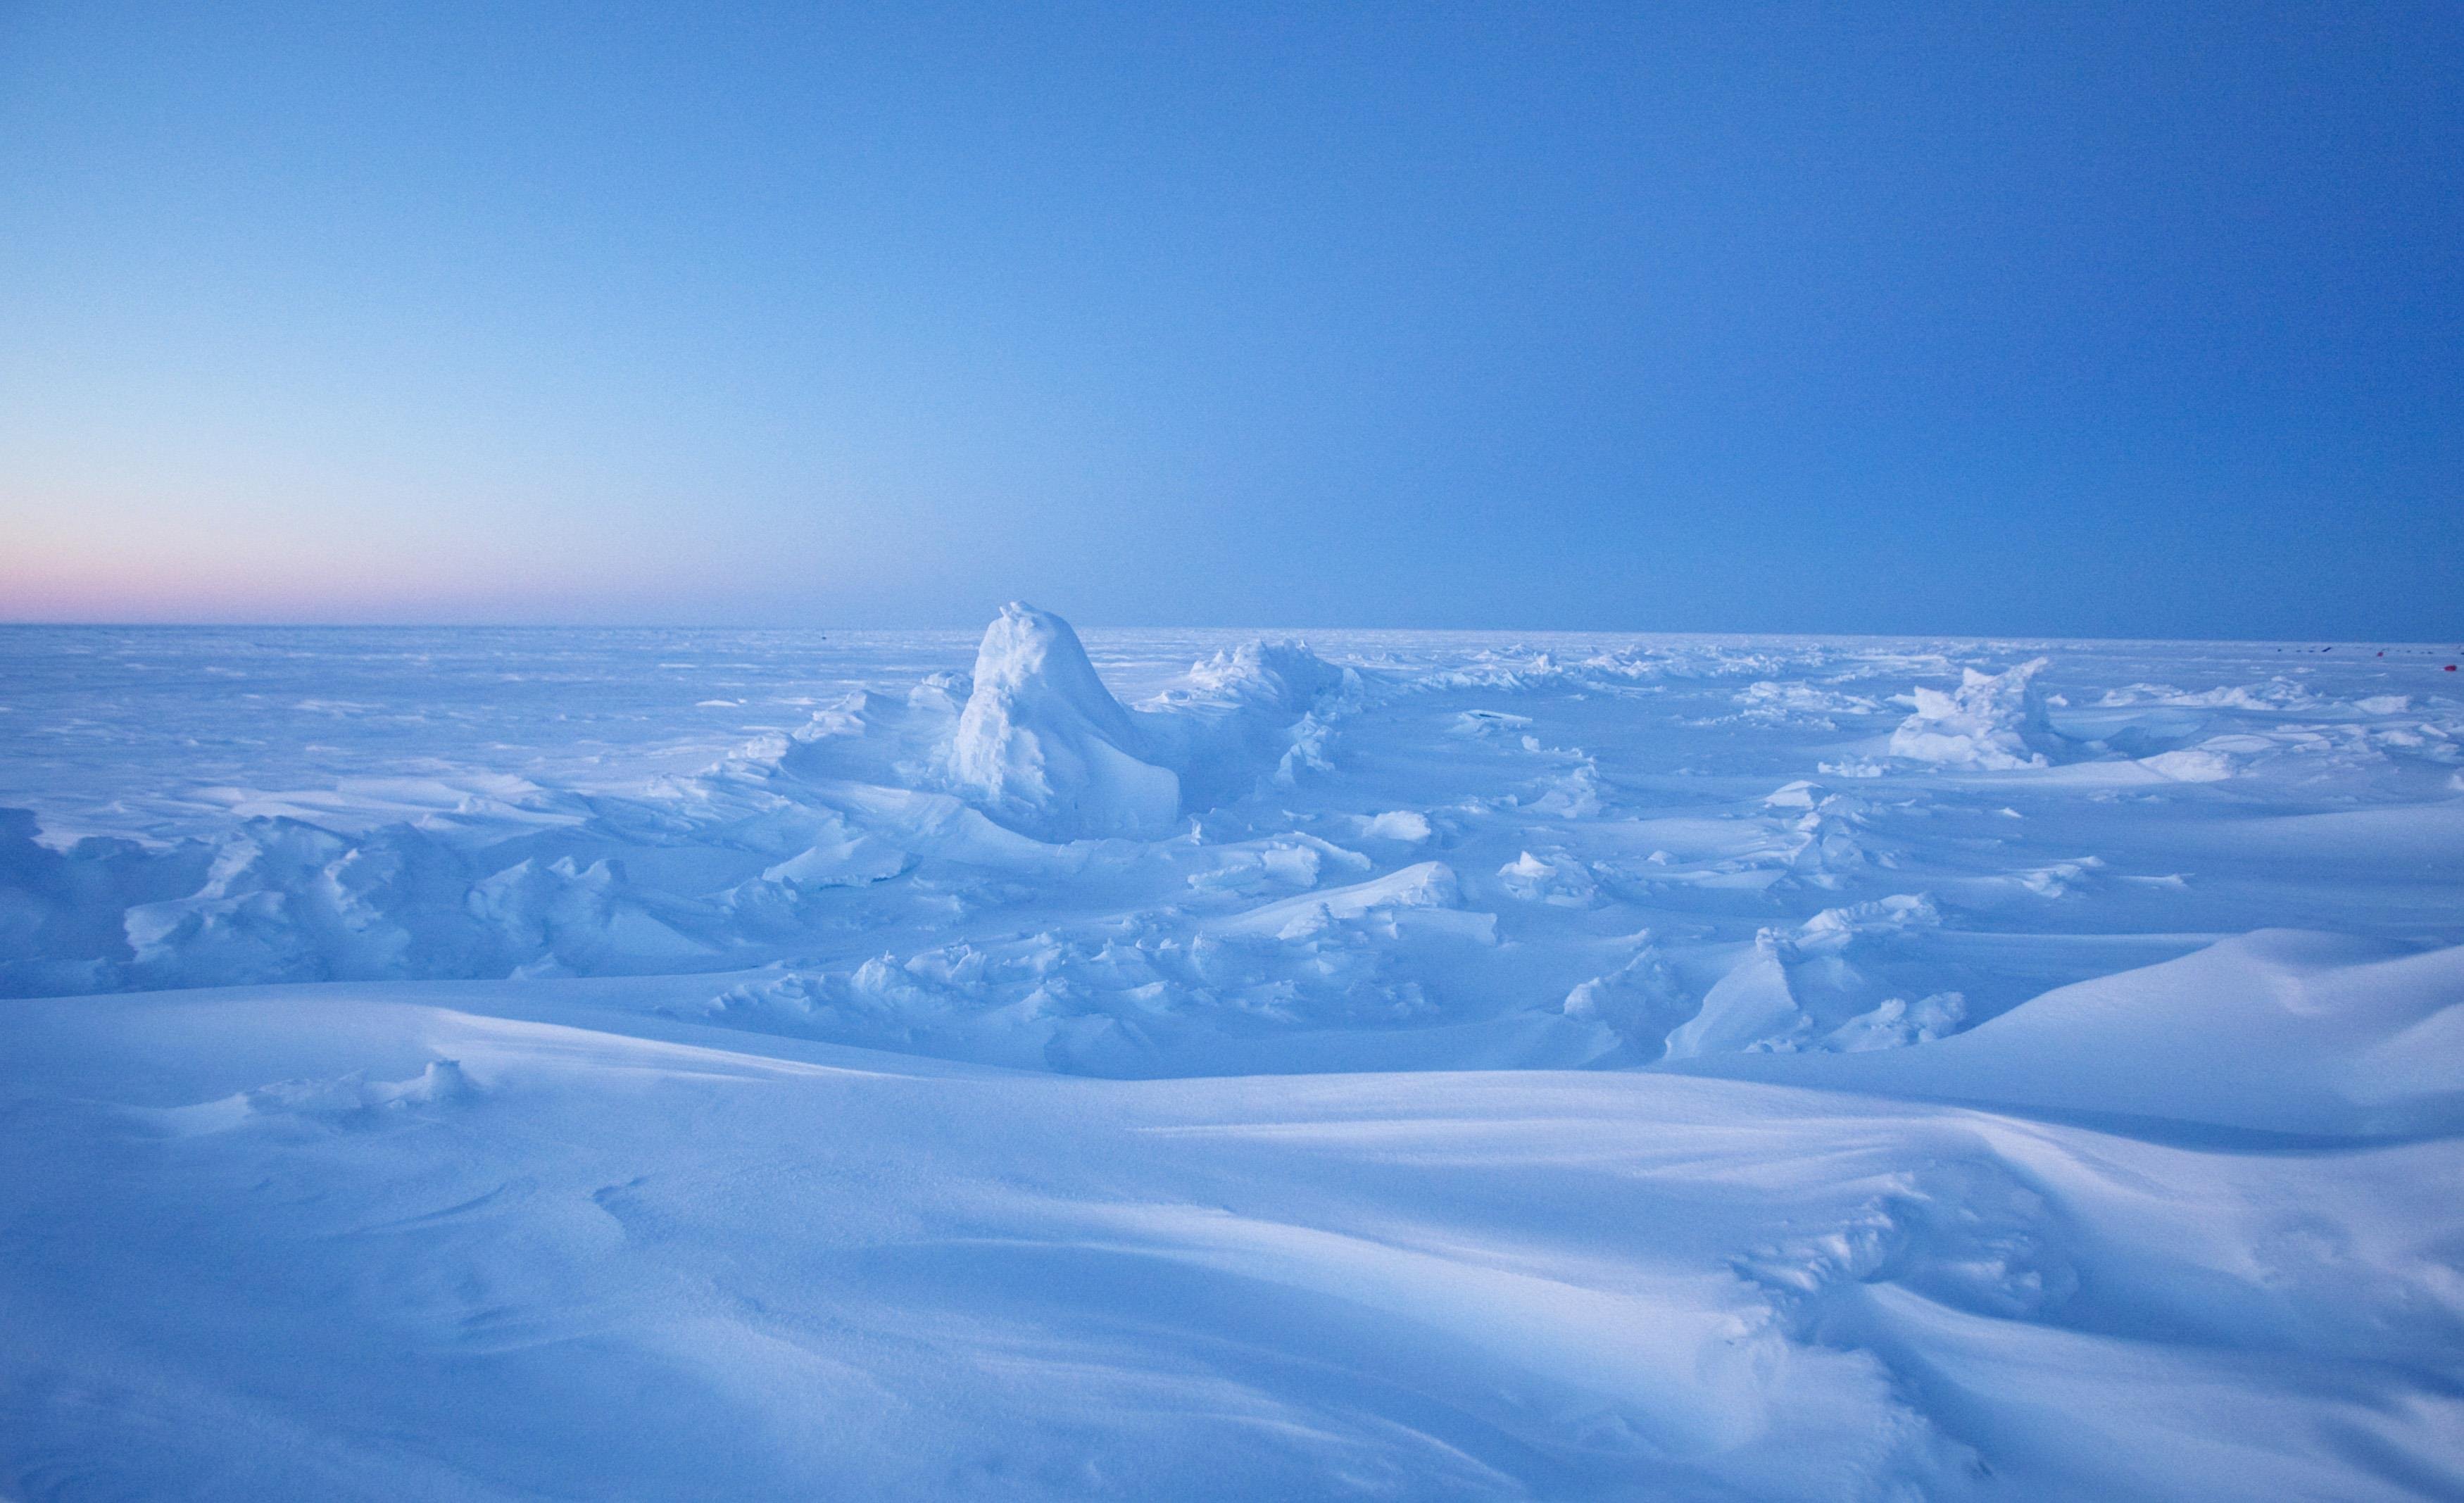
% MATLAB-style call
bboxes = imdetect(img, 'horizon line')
[0,619,2457,650]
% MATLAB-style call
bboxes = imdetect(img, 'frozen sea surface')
[3,614,2461,1499]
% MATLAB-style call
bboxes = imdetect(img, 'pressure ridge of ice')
[2,612,2461,1500]
[945,600,1184,838]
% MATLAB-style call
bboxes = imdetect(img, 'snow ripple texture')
[1,612,2461,1500]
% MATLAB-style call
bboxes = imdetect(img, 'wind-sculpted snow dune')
[2,612,2461,1499]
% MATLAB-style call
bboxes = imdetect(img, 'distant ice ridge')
[943,602,1350,840]
[0,605,1362,1002]
[1887,657,2059,768]
[1870,654,2442,782]
[1871,655,2305,781]
[4,618,2460,1083]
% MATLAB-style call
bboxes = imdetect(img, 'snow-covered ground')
[4,611,2460,1499]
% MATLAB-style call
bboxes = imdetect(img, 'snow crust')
[3,617,2462,1498]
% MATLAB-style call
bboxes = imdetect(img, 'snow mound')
[1563,937,1696,1059]
[1888,658,2058,769]
[1661,895,1948,1060]
[1688,931,2464,1136]
[938,605,1352,841]
[1357,810,1433,843]
[1497,850,1598,906]
[1151,638,1356,802]
[944,603,1183,841]
[2133,746,2238,781]
[1179,639,1347,710]
[1205,861,1477,939]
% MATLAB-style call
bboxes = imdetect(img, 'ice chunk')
[945,603,1183,841]
[1789,892,1940,955]
[1357,810,1433,843]
[758,812,915,888]
[1562,936,1696,1058]
[2134,747,2236,781]
[1151,639,1352,803]
[940,606,1350,840]
[1762,780,1821,810]
[1179,639,1345,711]
[1888,658,2057,769]
[1823,992,1966,1052]
[1448,710,1533,737]
[1206,862,1481,941]
[1497,850,1598,906]
[1661,933,1801,1059]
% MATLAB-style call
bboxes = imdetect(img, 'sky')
[1,2,2458,637]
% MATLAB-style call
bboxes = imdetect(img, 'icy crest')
[1179,639,1345,710]
[945,603,1183,841]
[1661,894,1952,1059]
[939,606,1352,840]
[1888,658,2058,769]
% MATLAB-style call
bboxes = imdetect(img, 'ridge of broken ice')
[1887,656,2060,768]
[2,614,2458,1082]
[945,602,1184,840]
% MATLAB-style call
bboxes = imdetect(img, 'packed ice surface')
[2,612,2461,1499]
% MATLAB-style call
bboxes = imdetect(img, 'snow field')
[2,611,2461,1497]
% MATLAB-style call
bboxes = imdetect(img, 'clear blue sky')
[3,2,2457,636]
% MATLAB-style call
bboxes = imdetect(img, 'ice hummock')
[939,603,1357,841]
[945,602,1184,840]
[1887,656,2060,768]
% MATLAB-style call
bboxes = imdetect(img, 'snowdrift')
[1687,929,2464,1137]
[4,979,2458,1500]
